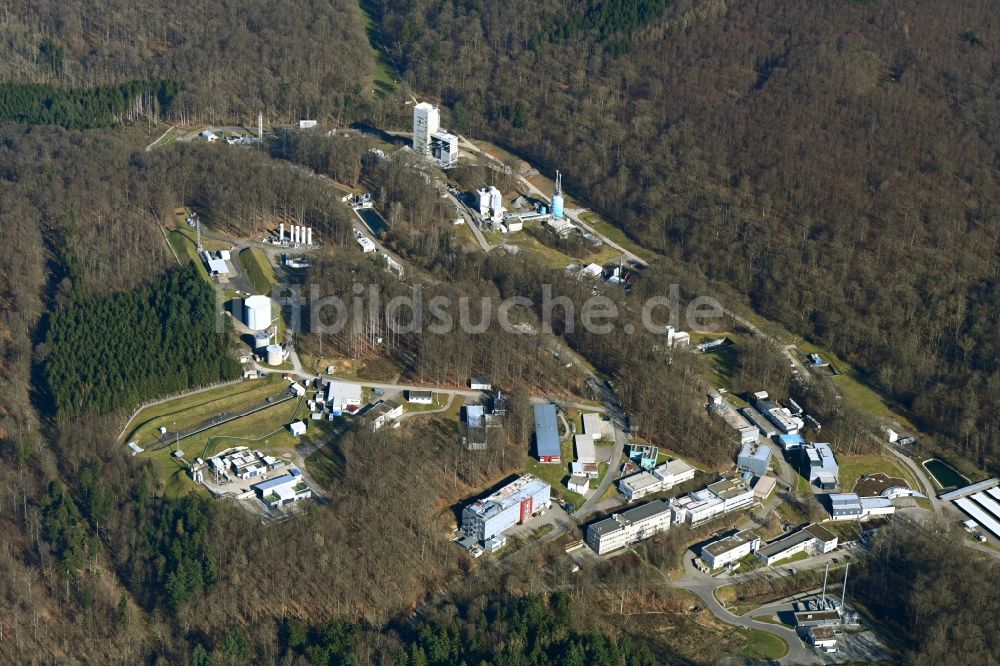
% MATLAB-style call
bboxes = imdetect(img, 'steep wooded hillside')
[0,0,374,122]
[372,0,1000,469]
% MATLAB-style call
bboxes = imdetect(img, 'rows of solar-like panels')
[954,488,1000,541]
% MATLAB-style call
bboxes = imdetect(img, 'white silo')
[306,227,313,246]
[253,331,271,350]
[266,344,283,366]
[279,222,285,243]
[244,295,272,331]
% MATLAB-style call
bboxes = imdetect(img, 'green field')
[524,430,587,507]
[742,629,788,660]
[122,374,289,447]
[239,247,278,294]
[577,211,658,263]
[358,1,397,95]
[837,454,921,495]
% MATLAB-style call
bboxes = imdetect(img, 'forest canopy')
[44,264,240,418]
[372,0,1000,470]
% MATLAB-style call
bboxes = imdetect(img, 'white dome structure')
[244,295,272,331]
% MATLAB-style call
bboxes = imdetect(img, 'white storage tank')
[244,295,272,331]
[266,344,283,366]
[253,331,271,350]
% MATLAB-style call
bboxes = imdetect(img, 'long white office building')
[671,476,754,525]
[619,459,696,501]
[586,500,672,555]
[462,475,551,543]
[701,529,761,569]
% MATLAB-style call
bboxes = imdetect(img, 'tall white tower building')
[413,102,440,156]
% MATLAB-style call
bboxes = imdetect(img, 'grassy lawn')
[700,340,742,389]
[239,247,278,294]
[837,454,920,494]
[776,498,810,526]
[742,629,789,660]
[403,393,449,413]
[358,2,397,95]
[524,432,587,507]
[796,341,917,430]
[142,395,328,496]
[767,549,810,567]
[577,211,658,263]
[122,375,288,446]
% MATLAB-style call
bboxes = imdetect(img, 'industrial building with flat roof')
[533,403,561,463]
[708,392,758,445]
[756,524,838,565]
[738,442,773,476]
[323,380,363,416]
[741,406,777,438]
[586,500,672,555]
[462,475,551,543]
[701,529,761,569]
[361,399,403,431]
[252,471,312,509]
[751,391,804,434]
[619,459,696,501]
[581,412,605,440]
[574,434,597,464]
[803,442,839,489]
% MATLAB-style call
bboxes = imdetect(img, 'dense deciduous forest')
[44,264,240,418]
[853,521,1000,664]
[0,0,375,123]
[371,0,1000,471]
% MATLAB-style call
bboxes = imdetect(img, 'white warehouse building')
[586,500,672,555]
[462,475,551,543]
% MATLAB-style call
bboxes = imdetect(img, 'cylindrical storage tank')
[244,295,272,331]
[266,344,283,366]
[253,331,271,350]
[551,193,564,220]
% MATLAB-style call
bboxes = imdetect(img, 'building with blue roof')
[533,403,561,463]
[778,433,805,451]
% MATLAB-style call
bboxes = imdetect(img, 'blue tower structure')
[551,170,565,220]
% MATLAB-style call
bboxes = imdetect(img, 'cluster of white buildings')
[618,459,696,501]
[699,523,840,568]
[671,476,755,525]
[586,474,756,555]
[586,500,673,555]
[192,446,288,486]
[461,475,551,545]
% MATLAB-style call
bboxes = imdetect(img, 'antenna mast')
[840,563,849,609]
